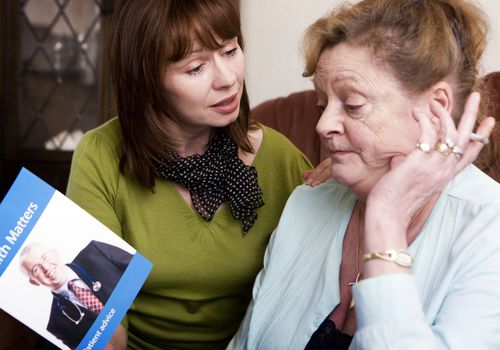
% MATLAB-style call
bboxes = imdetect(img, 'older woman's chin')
[331,167,385,194]
[329,171,356,188]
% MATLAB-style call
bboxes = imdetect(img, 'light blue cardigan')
[228,165,500,349]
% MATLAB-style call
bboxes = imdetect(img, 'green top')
[66,118,312,350]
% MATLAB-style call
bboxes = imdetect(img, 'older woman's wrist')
[366,196,414,227]
[362,204,411,278]
[364,205,408,245]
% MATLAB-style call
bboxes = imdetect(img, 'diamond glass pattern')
[19,0,102,150]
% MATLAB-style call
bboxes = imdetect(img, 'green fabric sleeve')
[66,122,123,237]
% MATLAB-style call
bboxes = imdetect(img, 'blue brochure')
[0,168,153,350]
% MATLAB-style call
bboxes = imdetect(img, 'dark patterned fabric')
[155,132,264,234]
[305,318,353,350]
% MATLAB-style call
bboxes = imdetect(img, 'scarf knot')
[155,133,264,234]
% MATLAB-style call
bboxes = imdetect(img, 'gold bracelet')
[362,249,413,267]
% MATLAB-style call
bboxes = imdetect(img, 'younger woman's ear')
[429,81,453,113]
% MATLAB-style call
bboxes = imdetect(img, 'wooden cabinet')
[0,0,114,198]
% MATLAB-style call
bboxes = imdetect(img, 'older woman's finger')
[455,92,481,145]
[456,116,495,172]
[429,100,458,147]
[412,110,439,154]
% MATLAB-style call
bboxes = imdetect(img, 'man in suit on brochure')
[20,240,133,349]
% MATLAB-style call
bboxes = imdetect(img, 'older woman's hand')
[363,92,495,277]
[368,92,494,224]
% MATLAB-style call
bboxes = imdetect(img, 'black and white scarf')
[155,132,264,234]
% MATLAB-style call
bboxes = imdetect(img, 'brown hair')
[110,0,255,189]
[302,0,498,172]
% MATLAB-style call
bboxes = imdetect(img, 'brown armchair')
[482,71,500,181]
[251,90,326,166]
[251,71,500,180]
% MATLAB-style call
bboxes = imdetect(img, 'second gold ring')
[435,141,452,156]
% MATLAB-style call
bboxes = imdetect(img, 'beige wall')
[241,0,500,107]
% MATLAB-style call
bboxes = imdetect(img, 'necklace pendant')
[348,272,361,287]
[348,272,360,309]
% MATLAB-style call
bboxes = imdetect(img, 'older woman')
[228,0,500,349]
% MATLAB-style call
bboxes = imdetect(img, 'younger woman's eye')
[224,47,238,57]
[187,64,204,75]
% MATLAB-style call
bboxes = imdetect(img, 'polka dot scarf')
[154,132,265,234]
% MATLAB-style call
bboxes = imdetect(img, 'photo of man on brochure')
[19,240,133,349]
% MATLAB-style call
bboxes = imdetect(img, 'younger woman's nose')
[213,59,236,89]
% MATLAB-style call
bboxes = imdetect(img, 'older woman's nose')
[316,107,345,139]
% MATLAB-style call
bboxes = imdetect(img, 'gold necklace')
[348,204,362,309]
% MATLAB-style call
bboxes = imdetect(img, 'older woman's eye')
[345,104,363,113]
[316,105,326,114]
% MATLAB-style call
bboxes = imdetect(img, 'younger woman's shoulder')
[254,124,313,173]
[257,123,309,159]
[76,117,122,153]
[71,117,123,169]
[259,123,297,146]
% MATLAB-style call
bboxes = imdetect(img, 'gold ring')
[452,146,463,161]
[416,142,432,153]
[444,138,455,149]
[435,141,452,156]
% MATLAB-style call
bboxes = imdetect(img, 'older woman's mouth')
[331,149,353,158]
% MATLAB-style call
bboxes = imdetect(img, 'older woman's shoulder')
[277,180,356,229]
[261,180,356,274]
[291,180,353,204]
[447,165,500,205]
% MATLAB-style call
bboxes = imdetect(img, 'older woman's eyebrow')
[313,76,367,96]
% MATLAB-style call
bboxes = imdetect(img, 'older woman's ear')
[418,81,454,130]
[429,81,454,114]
